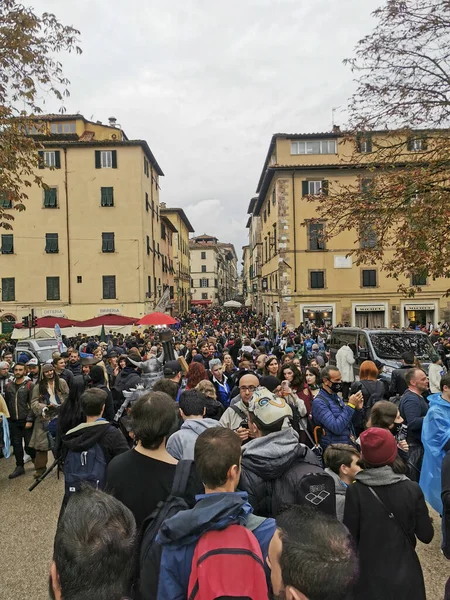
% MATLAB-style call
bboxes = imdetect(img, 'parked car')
[329,328,435,382]
[14,338,60,364]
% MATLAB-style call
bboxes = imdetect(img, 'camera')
[239,419,249,430]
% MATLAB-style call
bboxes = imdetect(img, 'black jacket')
[62,420,129,465]
[112,367,142,408]
[58,368,74,389]
[344,467,433,600]
[68,361,82,376]
[4,380,34,421]
[239,428,323,517]
[390,364,414,396]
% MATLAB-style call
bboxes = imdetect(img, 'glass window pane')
[306,141,320,154]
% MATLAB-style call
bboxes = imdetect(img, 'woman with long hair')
[186,362,208,390]
[264,356,279,377]
[30,364,69,478]
[367,400,409,473]
[223,352,238,378]
[305,366,321,397]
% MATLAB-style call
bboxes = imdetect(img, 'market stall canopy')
[137,312,178,326]
[223,300,242,308]
[14,316,81,329]
[77,314,138,327]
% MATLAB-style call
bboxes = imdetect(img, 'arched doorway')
[1,314,16,335]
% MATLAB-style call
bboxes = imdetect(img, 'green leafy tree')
[309,0,450,294]
[0,0,81,229]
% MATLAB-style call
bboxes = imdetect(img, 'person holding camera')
[312,366,364,450]
[219,373,259,443]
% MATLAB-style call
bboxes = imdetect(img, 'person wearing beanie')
[89,365,114,422]
[344,427,434,600]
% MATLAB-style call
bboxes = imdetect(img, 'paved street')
[0,450,448,600]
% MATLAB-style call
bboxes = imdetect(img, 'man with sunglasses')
[219,373,259,443]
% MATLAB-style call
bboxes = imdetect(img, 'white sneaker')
[23,453,32,464]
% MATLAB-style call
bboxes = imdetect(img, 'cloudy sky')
[30,0,381,260]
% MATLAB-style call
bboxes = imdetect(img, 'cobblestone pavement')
[0,452,448,600]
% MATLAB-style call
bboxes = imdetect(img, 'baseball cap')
[27,358,38,366]
[360,427,397,466]
[248,386,292,428]
[163,360,182,377]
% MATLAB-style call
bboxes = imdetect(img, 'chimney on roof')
[109,117,117,127]
[160,202,166,209]
[96,121,102,124]
[332,124,341,133]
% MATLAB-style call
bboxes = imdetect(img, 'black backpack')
[359,380,385,421]
[136,460,193,600]
[297,471,337,517]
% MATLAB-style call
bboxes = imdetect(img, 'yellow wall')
[0,140,170,321]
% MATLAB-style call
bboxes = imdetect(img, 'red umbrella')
[137,312,178,326]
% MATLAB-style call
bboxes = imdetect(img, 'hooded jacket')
[156,491,276,600]
[419,392,450,514]
[324,467,347,522]
[344,466,433,600]
[111,367,142,408]
[336,344,355,382]
[166,418,220,460]
[239,428,323,517]
[62,420,129,464]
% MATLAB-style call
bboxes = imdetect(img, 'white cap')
[27,358,38,366]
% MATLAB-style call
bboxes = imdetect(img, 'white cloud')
[29,0,381,259]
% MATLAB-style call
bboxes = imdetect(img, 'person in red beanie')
[343,427,433,600]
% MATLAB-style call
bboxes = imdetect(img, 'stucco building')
[189,234,238,306]
[0,114,176,328]
[247,129,450,329]
[160,206,194,314]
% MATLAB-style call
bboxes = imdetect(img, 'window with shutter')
[360,223,377,249]
[201,251,206,259]
[45,233,59,253]
[412,272,427,286]
[1,277,15,301]
[102,275,116,299]
[201,265,206,272]
[291,140,336,155]
[310,271,325,289]
[102,232,115,253]
[100,151,113,168]
[307,222,325,250]
[46,277,60,300]
[357,134,373,153]
[44,151,56,167]
[362,269,377,287]
[0,192,12,208]
[101,187,114,207]
[145,193,150,211]
[308,181,323,195]
[1,234,13,254]
[44,188,57,208]
[146,235,151,255]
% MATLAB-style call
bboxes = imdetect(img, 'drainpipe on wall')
[64,147,72,304]
[292,170,297,293]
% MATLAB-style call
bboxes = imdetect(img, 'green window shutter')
[366,135,373,153]
[102,232,115,252]
[356,132,362,153]
[111,150,117,169]
[422,137,428,151]
[406,138,413,151]
[302,181,309,196]
[321,180,329,195]
[38,151,44,169]
[55,151,61,169]
[44,188,57,208]
[2,277,15,301]
[1,234,13,254]
[46,277,60,300]
[95,150,101,169]
[101,187,114,207]
[0,192,12,208]
[45,233,59,253]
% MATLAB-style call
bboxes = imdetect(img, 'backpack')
[63,437,109,498]
[137,460,193,600]
[297,471,337,517]
[187,524,268,600]
[359,380,385,421]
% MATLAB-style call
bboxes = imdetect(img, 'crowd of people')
[0,306,449,599]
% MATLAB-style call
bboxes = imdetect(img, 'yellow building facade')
[160,206,194,314]
[0,114,175,325]
[248,131,450,329]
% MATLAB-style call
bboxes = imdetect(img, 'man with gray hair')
[209,359,231,408]
[0,361,12,396]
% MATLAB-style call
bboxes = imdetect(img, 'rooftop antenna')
[332,106,341,128]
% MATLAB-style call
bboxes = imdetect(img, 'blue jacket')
[312,388,363,449]
[419,393,450,514]
[156,491,276,600]
[400,389,429,445]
